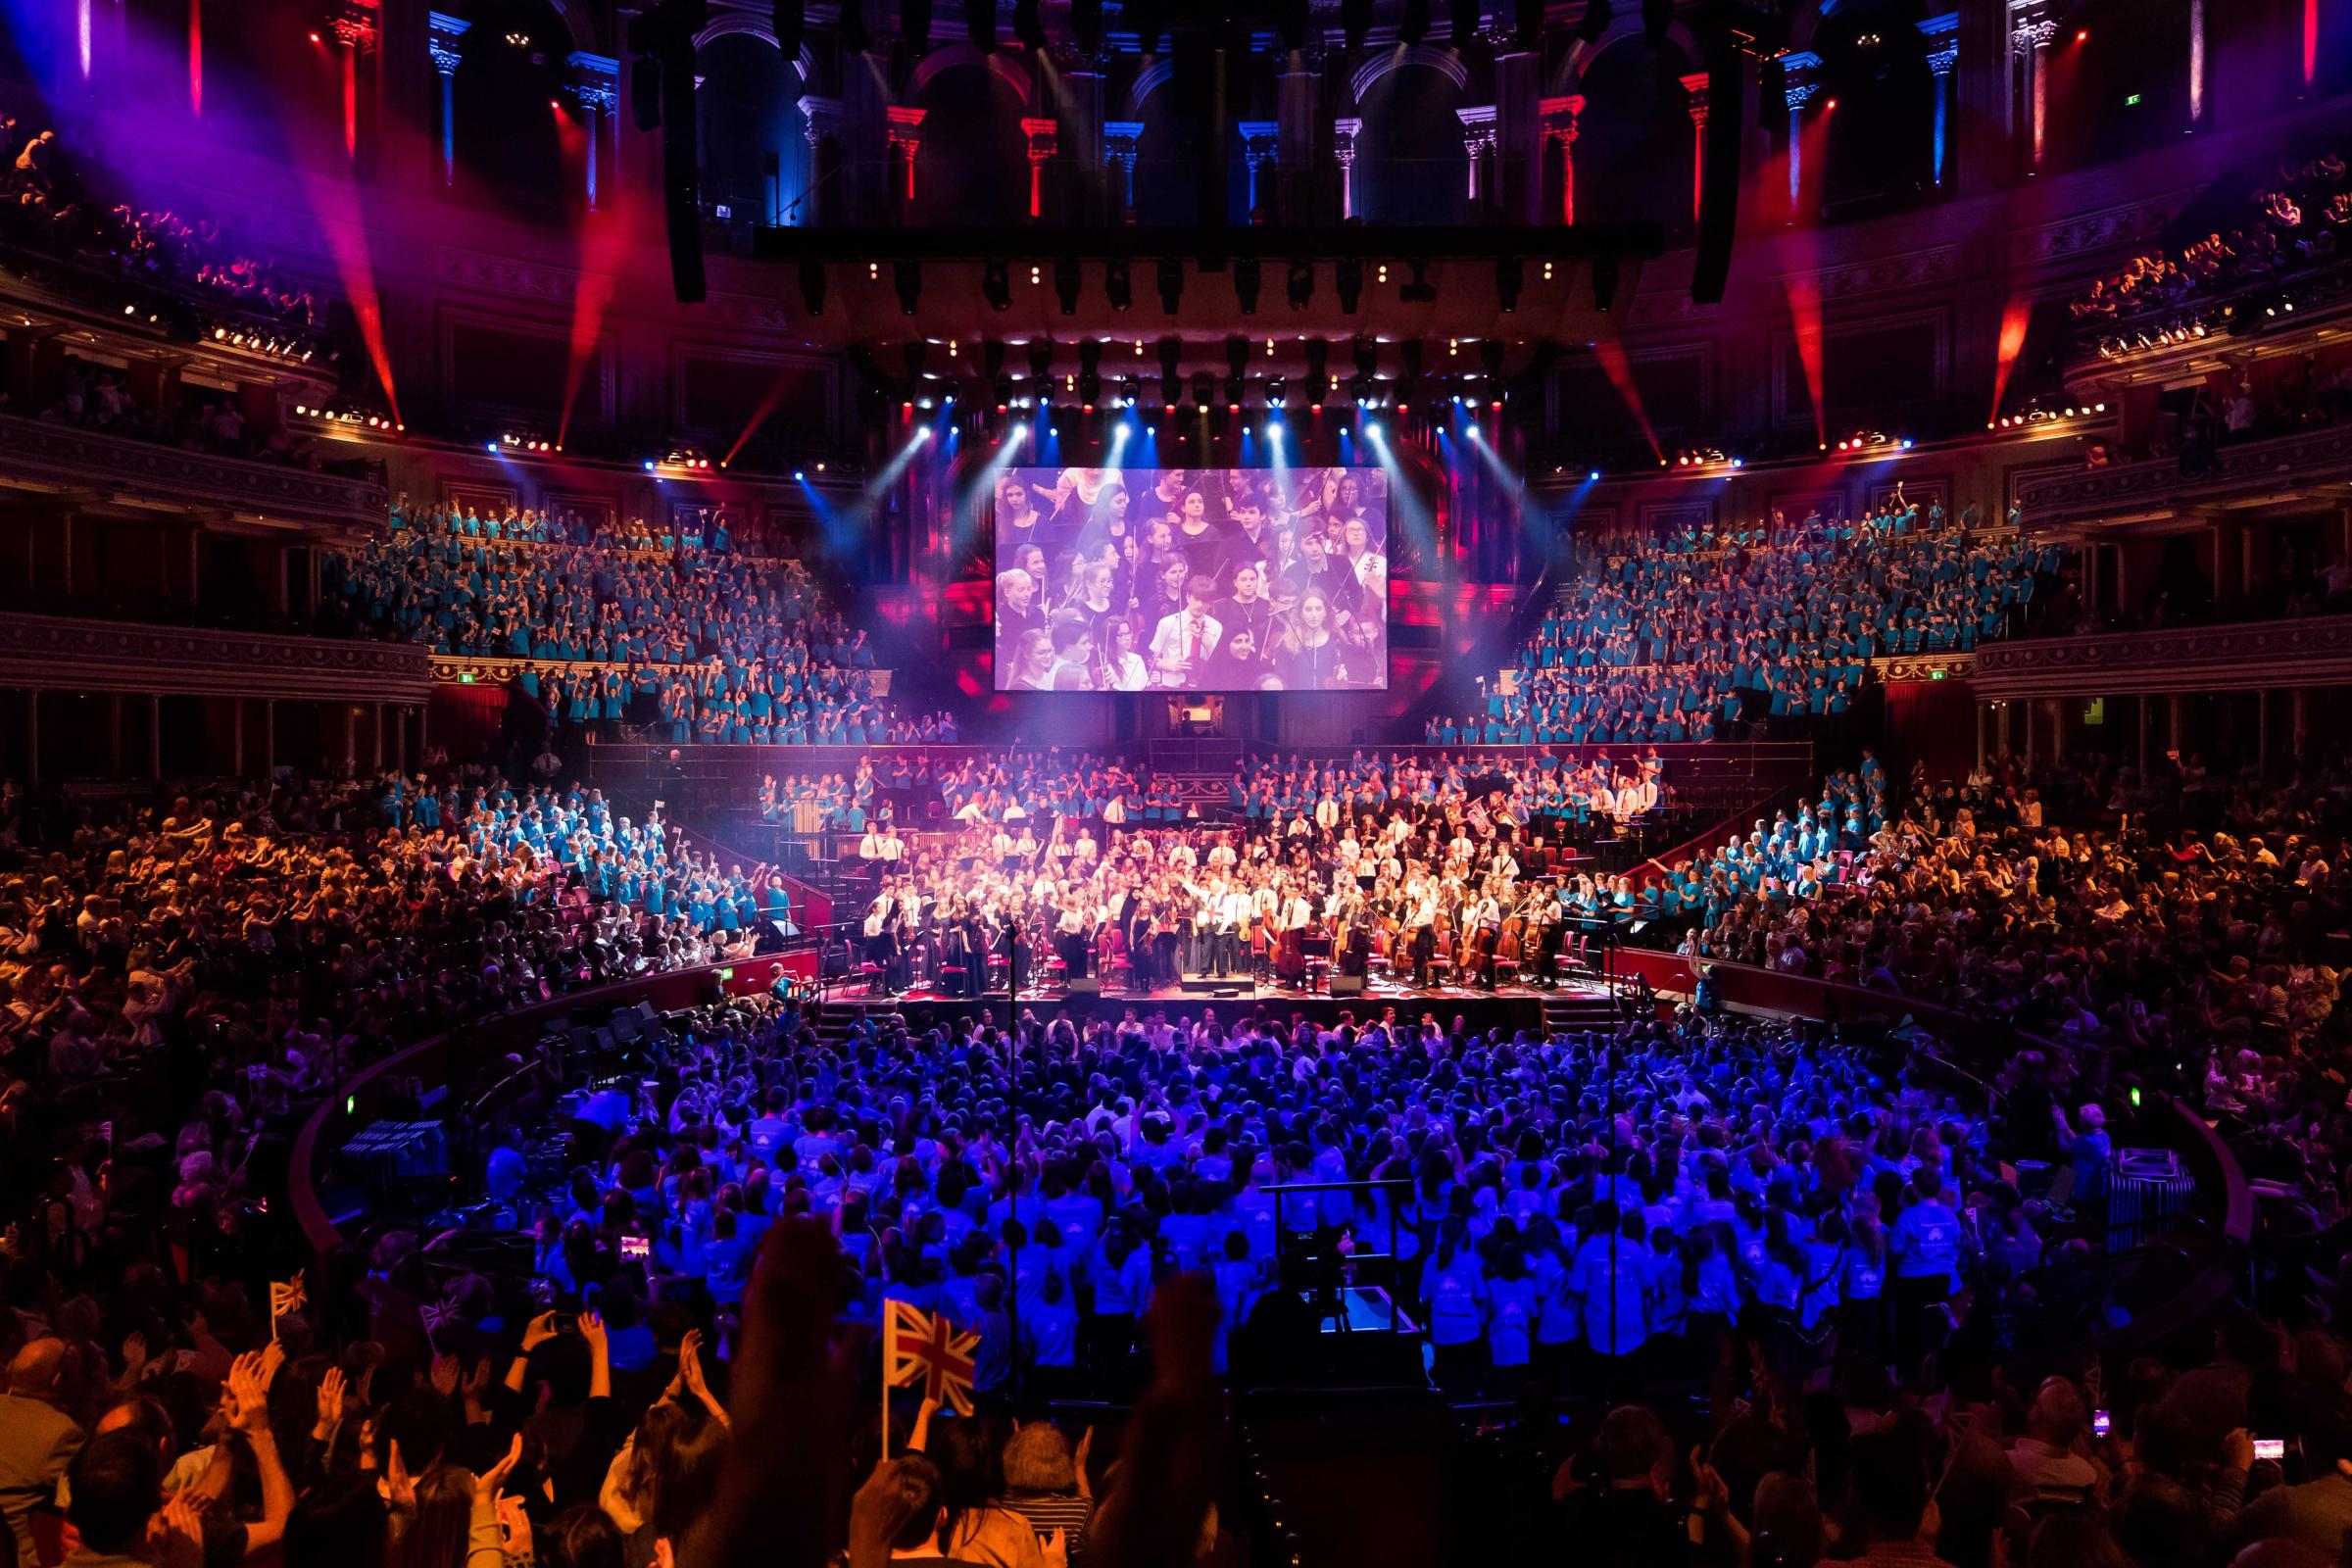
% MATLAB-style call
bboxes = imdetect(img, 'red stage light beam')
[1990,297,2033,425]
[1786,276,1826,449]
[188,0,202,114]
[558,182,632,451]
[295,165,400,427]
[1590,338,1662,466]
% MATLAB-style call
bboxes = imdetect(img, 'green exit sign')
[2125,93,2142,105]
[1930,668,1947,680]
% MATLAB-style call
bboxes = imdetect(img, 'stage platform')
[809,974,1629,1037]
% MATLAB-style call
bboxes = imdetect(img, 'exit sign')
[2125,93,2142,105]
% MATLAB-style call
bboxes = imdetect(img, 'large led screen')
[992,466,1390,692]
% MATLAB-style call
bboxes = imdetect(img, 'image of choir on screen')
[993,466,1392,692]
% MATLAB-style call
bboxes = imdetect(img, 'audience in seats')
[1,107,320,327]
[324,499,927,746]
[1675,749,2352,1057]
[2074,150,2351,337]
[1441,497,2064,748]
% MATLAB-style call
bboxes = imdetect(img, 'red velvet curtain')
[428,684,511,765]
[1880,677,1976,783]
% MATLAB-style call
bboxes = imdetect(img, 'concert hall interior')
[3,1,2352,1565]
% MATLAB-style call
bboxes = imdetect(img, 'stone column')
[1021,117,1058,220]
[1331,117,1362,220]
[566,53,619,207]
[1782,52,1821,220]
[425,11,466,186]
[1677,72,1713,227]
[1919,12,1958,187]
[1538,96,1582,224]
[1457,104,1497,206]
[2009,4,2058,172]
[330,2,378,165]
[1239,121,1279,220]
[885,105,926,207]
[799,95,844,224]
[1276,61,1317,220]
[1103,120,1142,220]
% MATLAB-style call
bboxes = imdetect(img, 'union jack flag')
[270,1273,307,1319]
[884,1299,980,1415]
[419,1299,459,1343]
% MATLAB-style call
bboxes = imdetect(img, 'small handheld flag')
[419,1299,459,1346]
[270,1273,306,1340]
[884,1299,980,1416]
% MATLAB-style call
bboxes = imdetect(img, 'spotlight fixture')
[1641,0,1669,46]
[773,0,805,62]
[1191,370,1215,408]
[1399,0,1430,44]
[1012,0,1045,50]
[1494,256,1522,313]
[1054,257,1081,315]
[1266,375,1287,408]
[1514,0,1541,47]
[1156,256,1184,314]
[1341,0,1371,48]
[894,259,922,315]
[797,258,825,316]
[840,0,869,53]
[1574,0,1610,45]
[1450,0,1478,47]
[1158,337,1183,407]
[1305,339,1330,403]
[901,0,931,52]
[1070,0,1102,49]
[1399,261,1437,304]
[963,0,994,49]
[1592,253,1619,312]
[1336,258,1363,314]
[1286,259,1314,310]
[983,258,1011,312]
[1105,258,1132,311]
[1128,0,1163,51]
[1234,258,1261,315]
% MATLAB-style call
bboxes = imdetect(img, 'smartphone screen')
[2254,1438,2286,1462]
[2091,1409,2111,1438]
[620,1234,651,1260]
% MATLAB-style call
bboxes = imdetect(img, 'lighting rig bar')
[751,223,1664,267]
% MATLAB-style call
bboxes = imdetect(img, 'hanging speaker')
[1691,43,1743,305]
[963,0,994,50]
[901,0,931,51]
[773,0,805,60]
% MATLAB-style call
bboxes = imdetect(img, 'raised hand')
[429,1352,460,1398]
[315,1366,349,1438]
[472,1433,525,1504]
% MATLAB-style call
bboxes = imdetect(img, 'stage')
[808,973,1631,1037]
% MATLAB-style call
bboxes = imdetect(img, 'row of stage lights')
[1988,401,2108,430]
[849,255,1582,319]
[209,323,313,362]
[292,402,402,432]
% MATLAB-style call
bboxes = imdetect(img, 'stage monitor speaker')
[1067,977,1101,995]
[1329,974,1364,996]
[1690,44,1744,306]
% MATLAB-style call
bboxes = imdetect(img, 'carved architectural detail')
[2014,424,2352,525]
[1771,246,1959,303]
[2004,191,2196,269]
[0,415,389,530]
[0,613,431,702]
[1975,615,2352,698]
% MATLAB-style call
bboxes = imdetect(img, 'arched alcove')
[907,59,1030,226]
[1355,60,1471,224]
[697,31,808,226]
[1817,3,1938,220]
[451,0,574,219]
[1571,37,1697,239]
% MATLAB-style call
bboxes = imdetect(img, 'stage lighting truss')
[1990,401,2105,431]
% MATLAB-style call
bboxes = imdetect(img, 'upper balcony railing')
[0,412,389,533]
